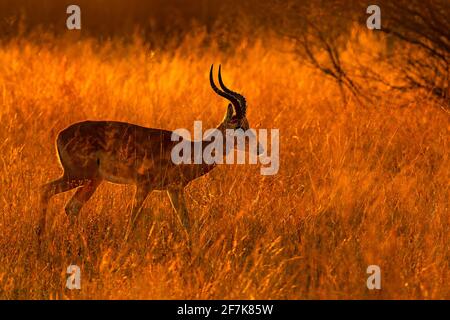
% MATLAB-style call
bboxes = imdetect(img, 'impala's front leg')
[167,188,190,233]
[125,183,152,241]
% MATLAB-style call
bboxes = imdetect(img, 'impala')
[38,65,261,240]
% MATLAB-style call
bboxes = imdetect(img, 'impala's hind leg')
[65,178,102,223]
[167,189,190,233]
[38,176,85,238]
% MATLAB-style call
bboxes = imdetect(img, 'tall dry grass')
[0,32,448,299]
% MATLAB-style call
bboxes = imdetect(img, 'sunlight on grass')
[0,32,448,299]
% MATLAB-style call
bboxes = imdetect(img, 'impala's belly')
[96,152,143,184]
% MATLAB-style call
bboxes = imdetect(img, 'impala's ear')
[223,103,233,121]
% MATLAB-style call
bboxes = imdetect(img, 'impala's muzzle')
[235,127,264,156]
[257,141,264,156]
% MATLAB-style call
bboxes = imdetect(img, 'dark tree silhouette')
[257,0,449,105]
[380,0,449,102]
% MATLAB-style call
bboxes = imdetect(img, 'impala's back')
[57,121,186,188]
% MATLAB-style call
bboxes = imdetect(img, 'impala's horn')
[218,65,247,119]
[209,64,242,119]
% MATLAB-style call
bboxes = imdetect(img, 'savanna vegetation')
[0,0,448,299]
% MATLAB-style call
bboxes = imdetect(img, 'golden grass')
[0,33,448,299]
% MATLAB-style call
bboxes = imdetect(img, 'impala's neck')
[191,123,234,176]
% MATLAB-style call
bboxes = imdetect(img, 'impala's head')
[210,64,263,156]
